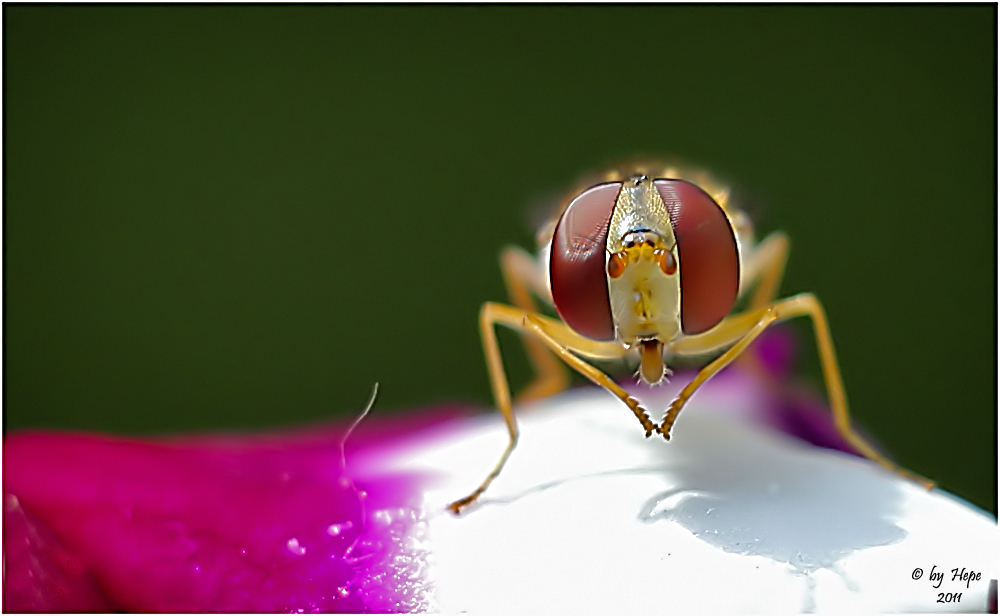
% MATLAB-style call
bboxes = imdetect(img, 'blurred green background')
[5,6,995,513]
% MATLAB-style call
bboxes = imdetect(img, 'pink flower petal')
[3,406,467,612]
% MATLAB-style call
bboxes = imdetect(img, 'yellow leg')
[733,230,790,380]
[447,302,634,515]
[740,231,789,309]
[522,312,657,437]
[499,246,569,402]
[660,306,774,437]
[662,293,934,489]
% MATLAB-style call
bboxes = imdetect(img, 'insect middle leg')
[661,293,934,489]
[447,302,641,515]
[499,246,569,403]
[738,230,790,310]
[732,230,791,380]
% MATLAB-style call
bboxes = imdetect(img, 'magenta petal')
[749,322,799,377]
[765,392,863,456]
[4,493,112,612]
[3,407,465,613]
[739,325,868,458]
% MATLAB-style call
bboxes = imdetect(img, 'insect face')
[605,177,683,366]
[549,174,741,384]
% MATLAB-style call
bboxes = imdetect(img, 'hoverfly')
[447,162,932,514]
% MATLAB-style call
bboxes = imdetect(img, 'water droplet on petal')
[327,521,354,536]
[286,537,306,556]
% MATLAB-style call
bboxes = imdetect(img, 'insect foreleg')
[447,302,636,515]
[663,293,934,490]
[519,312,655,437]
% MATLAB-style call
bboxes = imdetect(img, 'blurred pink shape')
[4,407,466,612]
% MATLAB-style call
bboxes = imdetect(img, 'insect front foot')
[446,494,479,516]
[625,395,658,438]
[657,398,687,440]
[446,500,468,516]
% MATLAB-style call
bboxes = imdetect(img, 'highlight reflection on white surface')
[360,373,998,613]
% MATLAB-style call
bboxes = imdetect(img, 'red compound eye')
[654,179,739,335]
[549,182,622,341]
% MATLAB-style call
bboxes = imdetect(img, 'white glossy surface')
[360,376,998,613]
